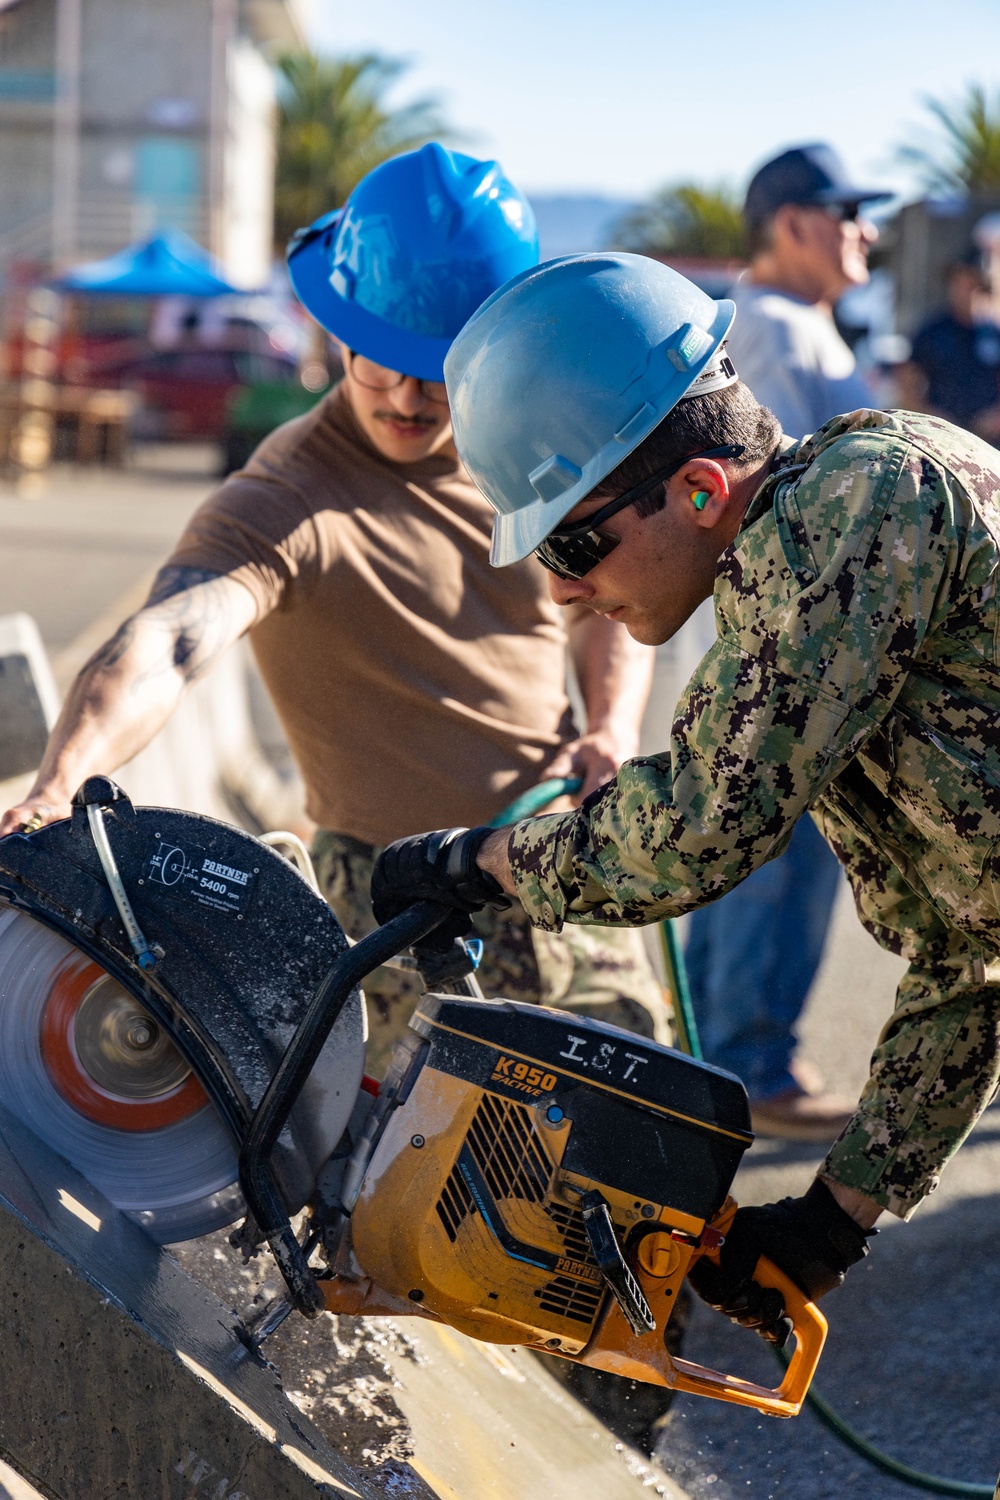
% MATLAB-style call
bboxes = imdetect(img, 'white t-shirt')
[726,279,874,439]
[667,280,876,715]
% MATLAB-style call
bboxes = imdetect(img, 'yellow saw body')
[317,993,827,1418]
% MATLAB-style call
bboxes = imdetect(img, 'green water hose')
[487,775,586,827]
[772,1348,994,1497]
[491,778,995,1497]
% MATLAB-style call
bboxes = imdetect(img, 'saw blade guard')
[0,784,367,1242]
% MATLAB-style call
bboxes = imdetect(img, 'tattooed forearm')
[0,568,258,829]
[79,567,259,698]
[81,618,137,674]
[131,566,255,691]
[144,565,221,607]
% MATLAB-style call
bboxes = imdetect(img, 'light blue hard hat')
[444,253,737,566]
[286,143,539,383]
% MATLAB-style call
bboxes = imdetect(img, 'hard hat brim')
[288,245,453,383]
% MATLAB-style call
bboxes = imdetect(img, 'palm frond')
[274,51,454,248]
[611,182,748,260]
[896,84,1000,194]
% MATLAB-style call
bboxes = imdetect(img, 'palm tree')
[897,85,1000,195]
[274,52,453,248]
[612,183,748,260]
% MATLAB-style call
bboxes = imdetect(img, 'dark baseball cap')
[744,144,891,228]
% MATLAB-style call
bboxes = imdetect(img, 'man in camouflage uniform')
[371,252,1000,1342]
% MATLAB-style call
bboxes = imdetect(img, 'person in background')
[0,146,666,1082]
[898,247,1000,443]
[683,144,890,1139]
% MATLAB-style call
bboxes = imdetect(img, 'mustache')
[374,410,439,427]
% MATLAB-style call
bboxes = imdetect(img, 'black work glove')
[688,1180,874,1347]
[371,827,511,941]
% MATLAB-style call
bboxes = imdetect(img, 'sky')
[304,0,1000,203]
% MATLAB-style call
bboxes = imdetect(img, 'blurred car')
[222,377,327,474]
[115,346,303,440]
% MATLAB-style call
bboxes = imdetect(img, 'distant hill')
[526,193,637,261]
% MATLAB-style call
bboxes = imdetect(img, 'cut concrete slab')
[174,1229,689,1500]
[0,1106,398,1500]
[378,1321,685,1500]
[0,1103,688,1499]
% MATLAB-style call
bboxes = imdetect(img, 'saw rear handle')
[673,1253,827,1418]
[672,1204,828,1418]
[573,1198,827,1419]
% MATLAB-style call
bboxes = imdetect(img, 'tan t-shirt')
[168,385,576,844]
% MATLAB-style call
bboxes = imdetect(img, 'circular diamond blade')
[0,906,242,1243]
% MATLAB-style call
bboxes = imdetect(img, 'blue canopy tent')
[54,230,239,298]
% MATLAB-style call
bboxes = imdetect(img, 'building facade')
[0,0,305,286]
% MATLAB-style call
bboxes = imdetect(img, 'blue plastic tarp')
[55,230,239,298]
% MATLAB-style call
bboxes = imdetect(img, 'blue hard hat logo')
[287,143,539,384]
[330,264,354,300]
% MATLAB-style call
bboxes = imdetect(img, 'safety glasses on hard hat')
[533,444,746,581]
[345,349,449,405]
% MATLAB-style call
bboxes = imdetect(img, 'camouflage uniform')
[509,410,1000,1220]
[312,830,671,1078]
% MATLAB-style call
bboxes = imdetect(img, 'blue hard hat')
[444,253,736,566]
[287,143,539,383]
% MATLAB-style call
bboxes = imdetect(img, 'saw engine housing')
[342,994,751,1352]
[320,996,827,1417]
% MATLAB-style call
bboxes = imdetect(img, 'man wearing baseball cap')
[683,144,892,1141]
[733,142,890,435]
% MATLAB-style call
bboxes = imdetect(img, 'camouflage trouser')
[312,829,671,1078]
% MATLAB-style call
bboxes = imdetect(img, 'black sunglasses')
[819,201,863,224]
[534,444,746,581]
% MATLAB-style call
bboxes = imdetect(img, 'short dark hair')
[590,380,782,516]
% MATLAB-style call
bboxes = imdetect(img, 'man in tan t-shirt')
[3,145,665,1075]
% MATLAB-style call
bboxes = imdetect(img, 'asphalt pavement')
[0,444,216,657]
[1,451,998,1499]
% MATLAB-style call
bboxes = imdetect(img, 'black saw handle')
[238,899,450,1316]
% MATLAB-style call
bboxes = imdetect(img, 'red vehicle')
[113,346,301,440]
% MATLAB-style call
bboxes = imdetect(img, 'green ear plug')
[691,490,710,510]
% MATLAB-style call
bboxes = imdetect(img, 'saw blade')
[0,907,242,1243]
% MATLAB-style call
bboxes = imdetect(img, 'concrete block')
[0,1105,392,1500]
[0,614,59,783]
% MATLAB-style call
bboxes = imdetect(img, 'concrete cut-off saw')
[0,777,827,1418]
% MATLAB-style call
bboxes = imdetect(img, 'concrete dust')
[171,1228,420,1480]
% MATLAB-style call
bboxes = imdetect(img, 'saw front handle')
[578,1196,827,1418]
[667,1252,828,1418]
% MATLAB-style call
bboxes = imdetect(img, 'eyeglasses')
[346,349,449,405]
[533,445,746,582]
